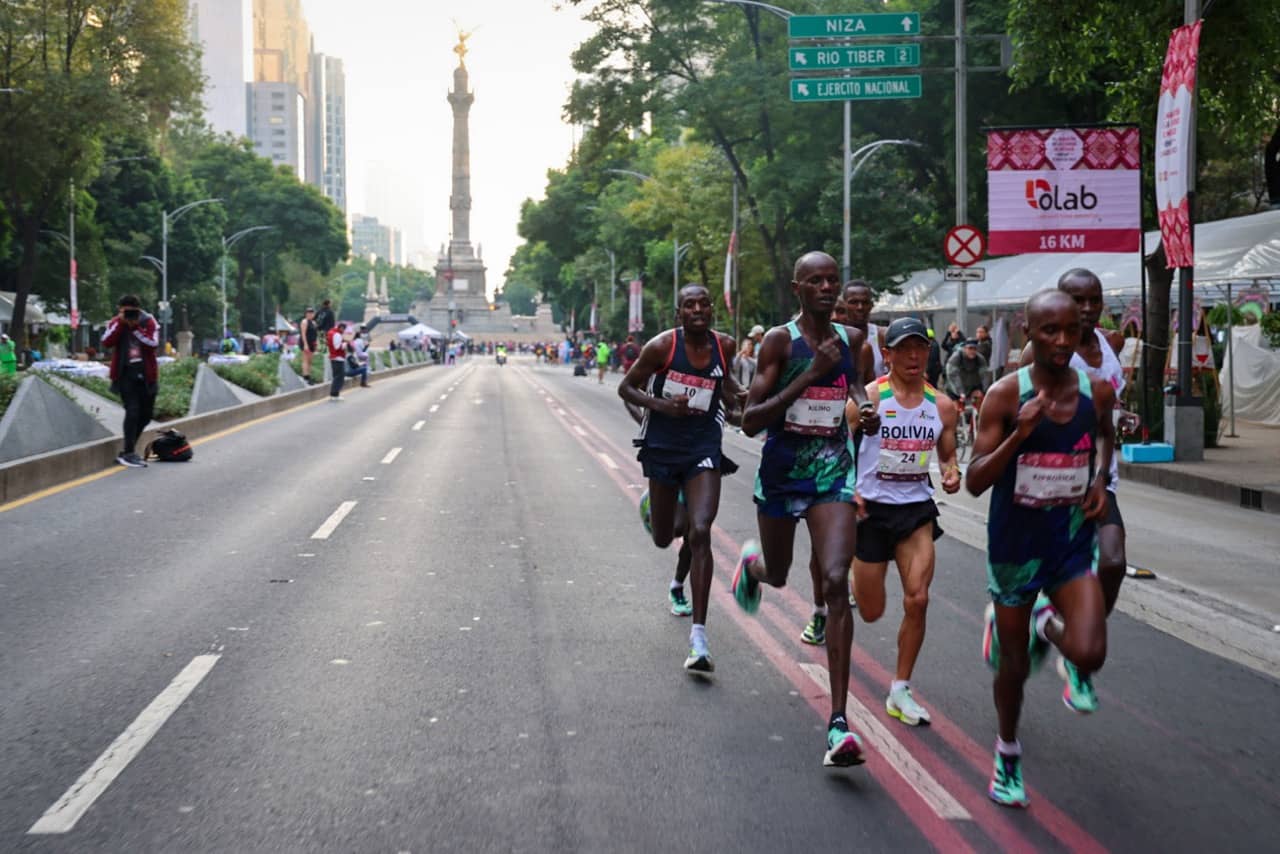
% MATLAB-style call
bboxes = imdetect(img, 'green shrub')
[1261,311,1280,348]
[213,353,281,397]
[56,371,122,403]
[380,351,392,368]
[0,372,20,420]
[154,358,199,421]
[286,353,326,384]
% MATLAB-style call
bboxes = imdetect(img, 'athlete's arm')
[1101,328,1125,355]
[935,394,962,493]
[718,332,747,426]
[965,374,1040,496]
[618,331,688,418]
[1083,380,1117,521]
[859,339,876,386]
[741,327,827,437]
[843,325,879,435]
[1017,341,1033,368]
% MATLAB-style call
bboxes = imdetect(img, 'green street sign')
[788,13,921,40]
[790,75,923,103]
[789,43,920,71]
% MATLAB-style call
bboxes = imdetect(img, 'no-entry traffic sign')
[944,225,986,268]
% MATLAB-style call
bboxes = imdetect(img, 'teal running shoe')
[801,613,827,645]
[982,604,1000,671]
[1029,593,1055,674]
[639,489,652,536]
[823,717,865,767]
[1057,655,1099,714]
[731,539,763,615]
[988,750,1029,808]
[668,586,693,617]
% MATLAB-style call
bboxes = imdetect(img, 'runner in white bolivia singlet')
[850,317,961,726]
[1017,268,1139,714]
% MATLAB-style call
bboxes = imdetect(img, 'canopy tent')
[879,209,1280,315]
[397,322,444,340]
[273,313,297,332]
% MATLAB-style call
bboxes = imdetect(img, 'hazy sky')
[301,0,596,291]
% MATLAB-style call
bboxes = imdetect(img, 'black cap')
[964,338,979,347]
[885,317,930,347]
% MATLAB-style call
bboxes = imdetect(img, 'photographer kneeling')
[102,295,159,468]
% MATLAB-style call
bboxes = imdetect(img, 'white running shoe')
[886,685,931,726]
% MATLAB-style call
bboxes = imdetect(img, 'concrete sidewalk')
[1120,420,1280,514]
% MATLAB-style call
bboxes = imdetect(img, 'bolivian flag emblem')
[884,409,897,418]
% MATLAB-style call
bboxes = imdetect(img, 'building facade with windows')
[187,0,254,139]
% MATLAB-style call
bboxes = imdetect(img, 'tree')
[497,280,539,315]
[0,0,201,349]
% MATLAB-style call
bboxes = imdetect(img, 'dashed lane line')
[311,501,357,539]
[381,447,402,465]
[596,452,619,470]
[28,654,221,834]
[412,420,426,431]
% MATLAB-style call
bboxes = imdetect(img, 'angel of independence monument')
[421,33,534,341]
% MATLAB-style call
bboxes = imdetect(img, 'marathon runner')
[732,251,877,767]
[801,279,883,642]
[1019,268,1137,713]
[852,317,961,726]
[620,284,744,673]
[966,289,1115,807]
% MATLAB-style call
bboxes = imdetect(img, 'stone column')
[448,65,474,247]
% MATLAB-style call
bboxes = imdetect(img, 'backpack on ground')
[145,429,193,462]
[573,362,588,377]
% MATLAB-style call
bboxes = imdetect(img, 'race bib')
[877,438,931,481]
[663,370,715,413]
[1013,452,1089,508]
[784,386,844,436]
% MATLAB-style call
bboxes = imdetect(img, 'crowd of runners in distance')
[616,252,1137,807]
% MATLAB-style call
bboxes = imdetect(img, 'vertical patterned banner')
[628,279,644,332]
[1155,21,1202,269]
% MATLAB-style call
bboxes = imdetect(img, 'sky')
[301,0,597,292]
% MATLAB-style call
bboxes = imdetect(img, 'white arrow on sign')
[797,83,810,96]
[901,16,914,32]
[793,50,807,66]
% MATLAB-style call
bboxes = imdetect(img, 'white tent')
[879,209,1280,314]
[397,322,443,339]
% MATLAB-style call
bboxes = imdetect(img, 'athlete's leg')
[807,500,859,719]
[807,554,824,609]
[680,470,722,626]
[1097,519,1126,616]
[647,480,682,550]
[993,602,1034,743]
[887,524,935,680]
[673,540,692,585]
[1045,572,1107,675]
[750,513,798,588]
[851,559,890,622]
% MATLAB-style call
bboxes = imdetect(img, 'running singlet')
[1069,327,1124,492]
[754,321,855,502]
[857,378,941,505]
[635,328,727,459]
[987,367,1098,591]
[867,322,886,379]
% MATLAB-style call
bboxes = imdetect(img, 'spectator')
[101,295,159,468]
[735,335,758,388]
[327,321,348,401]
[315,299,336,337]
[389,338,398,352]
[621,335,640,372]
[594,339,611,384]
[944,339,990,401]
[975,324,993,363]
[348,327,371,388]
[926,327,943,388]
[0,333,16,375]
[299,307,318,382]
[940,322,965,357]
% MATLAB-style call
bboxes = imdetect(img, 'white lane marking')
[381,447,402,465]
[311,501,357,539]
[440,394,449,400]
[557,408,567,416]
[429,404,440,413]
[597,452,619,470]
[798,663,971,821]
[412,420,425,431]
[28,655,221,834]
[573,425,587,437]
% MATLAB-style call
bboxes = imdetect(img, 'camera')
[123,309,141,322]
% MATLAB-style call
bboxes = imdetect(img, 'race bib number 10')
[784,386,845,436]
[663,370,716,413]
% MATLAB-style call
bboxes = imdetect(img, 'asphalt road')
[1,355,1277,853]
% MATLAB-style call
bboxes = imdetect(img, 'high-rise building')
[187,0,253,138]
[309,53,347,212]
[248,82,306,176]
[350,214,397,265]
[250,0,311,177]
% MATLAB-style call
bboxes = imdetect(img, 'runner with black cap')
[851,317,961,726]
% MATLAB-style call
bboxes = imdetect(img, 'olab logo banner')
[987,127,1140,254]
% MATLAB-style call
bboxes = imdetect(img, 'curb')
[0,359,433,506]
[1118,461,1280,515]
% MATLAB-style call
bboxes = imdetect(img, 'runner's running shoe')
[1029,593,1055,673]
[731,540,763,614]
[823,717,865,767]
[982,603,1000,670]
[886,685,932,726]
[988,750,1029,808]
[638,489,652,536]
[1057,655,1099,714]
[668,586,693,617]
[801,613,827,645]
[684,638,714,673]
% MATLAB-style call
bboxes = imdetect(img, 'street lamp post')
[605,249,617,314]
[161,198,221,348]
[844,139,923,279]
[220,226,275,338]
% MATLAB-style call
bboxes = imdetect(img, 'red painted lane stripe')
[535,370,1108,853]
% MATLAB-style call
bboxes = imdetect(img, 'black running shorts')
[855,498,943,564]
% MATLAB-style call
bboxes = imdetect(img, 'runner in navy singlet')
[620,284,745,674]
[966,290,1116,808]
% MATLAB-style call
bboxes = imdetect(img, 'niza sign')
[790,76,922,103]
[789,13,920,39]
[789,44,920,71]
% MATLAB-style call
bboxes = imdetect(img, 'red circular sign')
[944,225,986,268]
